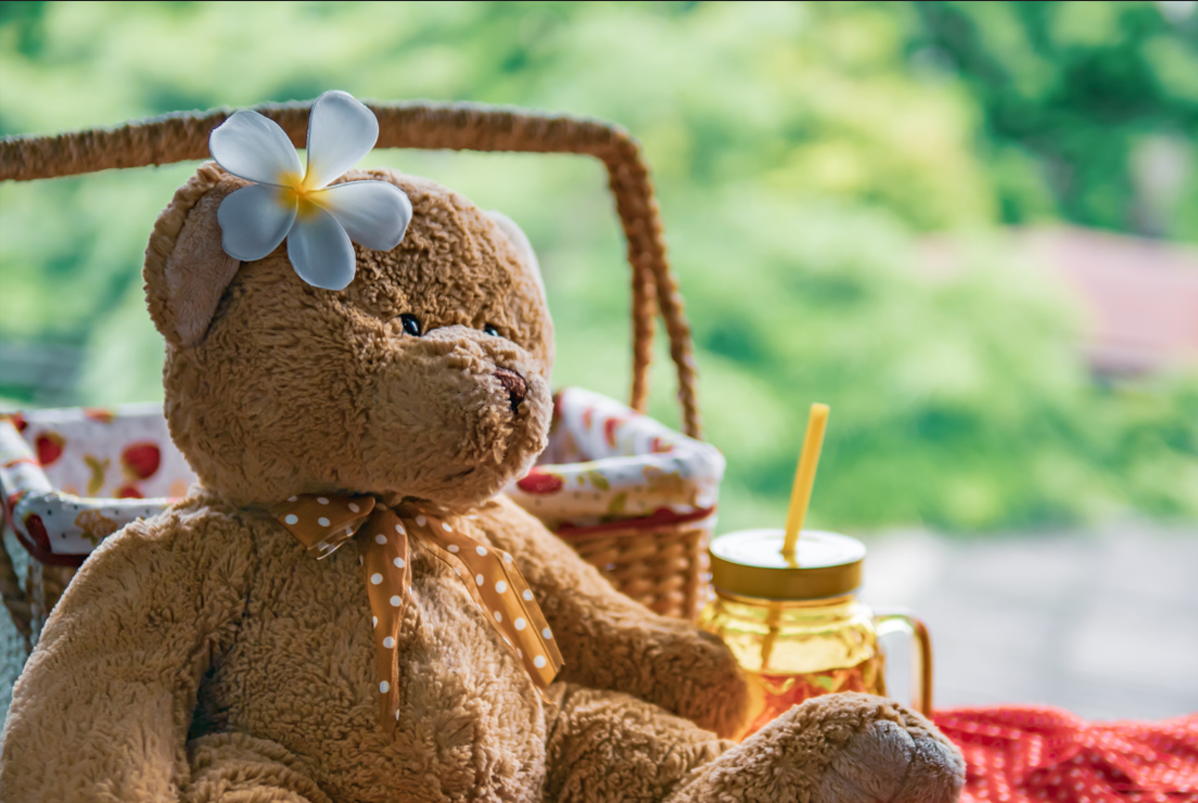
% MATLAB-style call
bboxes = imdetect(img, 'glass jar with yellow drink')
[699,528,932,739]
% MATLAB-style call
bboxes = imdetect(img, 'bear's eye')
[399,314,422,337]
[483,323,500,337]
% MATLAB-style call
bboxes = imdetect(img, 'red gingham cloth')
[933,707,1198,803]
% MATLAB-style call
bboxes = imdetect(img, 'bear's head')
[143,163,553,510]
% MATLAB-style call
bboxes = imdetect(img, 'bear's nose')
[495,367,527,412]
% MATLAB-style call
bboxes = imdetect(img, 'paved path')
[861,521,1198,721]
[2,521,1195,736]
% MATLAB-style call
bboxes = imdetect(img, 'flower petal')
[305,90,379,189]
[209,110,303,186]
[287,208,356,290]
[317,180,412,252]
[217,184,298,261]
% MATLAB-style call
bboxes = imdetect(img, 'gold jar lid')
[710,529,866,601]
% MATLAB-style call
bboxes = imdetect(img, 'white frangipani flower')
[209,90,412,290]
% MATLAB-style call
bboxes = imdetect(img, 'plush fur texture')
[0,164,965,802]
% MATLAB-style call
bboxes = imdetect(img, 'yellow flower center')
[277,170,324,220]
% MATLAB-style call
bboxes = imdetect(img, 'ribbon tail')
[377,595,406,733]
[360,509,411,734]
[417,539,558,701]
[413,513,563,695]
[488,552,564,683]
[417,545,563,704]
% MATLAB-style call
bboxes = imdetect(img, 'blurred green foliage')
[912,1,1198,239]
[1,1,1195,534]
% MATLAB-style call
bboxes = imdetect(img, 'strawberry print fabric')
[505,387,725,534]
[11,403,195,499]
[0,406,198,566]
[933,706,1198,803]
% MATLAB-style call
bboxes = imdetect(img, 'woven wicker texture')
[571,525,710,621]
[0,99,712,623]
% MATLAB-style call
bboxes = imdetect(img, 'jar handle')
[872,607,934,717]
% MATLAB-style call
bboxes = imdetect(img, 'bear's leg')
[664,693,964,803]
[545,687,963,803]
[183,733,330,803]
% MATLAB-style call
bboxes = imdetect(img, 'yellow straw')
[782,403,829,559]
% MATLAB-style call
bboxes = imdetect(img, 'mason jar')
[698,529,932,739]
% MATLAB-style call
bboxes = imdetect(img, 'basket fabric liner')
[1,387,721,566]
[0,404,196,566]
[505,387,724,535]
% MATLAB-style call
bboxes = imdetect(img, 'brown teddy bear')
[0,130,964,801]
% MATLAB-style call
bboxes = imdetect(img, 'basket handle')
[0,101,702,439]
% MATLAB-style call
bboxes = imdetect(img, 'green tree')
[912,0,1198,240]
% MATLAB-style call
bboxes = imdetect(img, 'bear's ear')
[143,163,248,348]
[485,210,546,304]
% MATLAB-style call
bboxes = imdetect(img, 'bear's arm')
[478,495,750,739]
[0,502,256,802]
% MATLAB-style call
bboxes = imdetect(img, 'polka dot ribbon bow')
[272,494,563,731]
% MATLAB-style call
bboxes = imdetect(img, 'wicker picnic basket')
[0,100,720,641]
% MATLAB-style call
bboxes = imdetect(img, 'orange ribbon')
[271,494,563,731]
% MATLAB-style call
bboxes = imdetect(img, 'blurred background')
[1,1,1196,721]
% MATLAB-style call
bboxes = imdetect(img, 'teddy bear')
[0,94,964,803]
